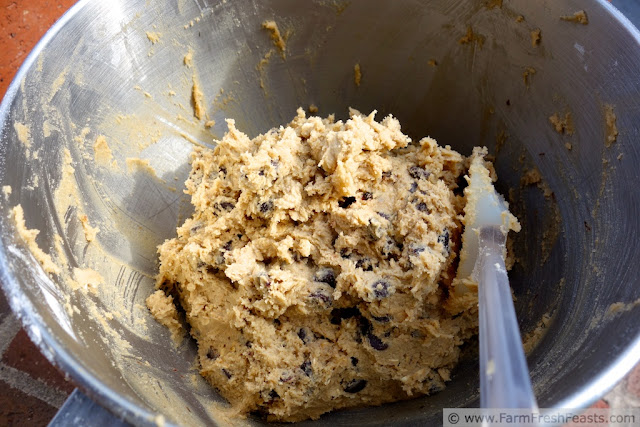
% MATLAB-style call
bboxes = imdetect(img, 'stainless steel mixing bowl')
[2,0,640,425]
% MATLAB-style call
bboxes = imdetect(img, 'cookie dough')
[150,108,513,421]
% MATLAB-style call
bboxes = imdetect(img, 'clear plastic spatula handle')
[476,226,538,412]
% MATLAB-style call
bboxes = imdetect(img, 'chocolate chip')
[429,383,444,394]
[309,289,333,307]
[416,202,428,212]
[362,192,373,200]
[219,167,227,175]
[377,211,390,220]
[358,316,372,335]
[340,248,351,259]
[371,280,390,299]
[455,173,468,196]
[367,333,389,350]
[382,171,392,179]
[206,348,219,360]
[297,328,307,343]
[367,217,385,241]
[280,371,295,383]
[269,390,280,400]
[351,357,359,366]
[380,239,401,261]
[338,196,357,208]
[222,368,232,379]
[438,230,450,252]
[259,200,274,213]
[371,315,390,323]
[409,182,418,193]
[355,258,373,272]
[344,379,367,393]
[409,165,430,180]
[409,244,425,256]
[300,360,312,376]
[330,307,361,325]
[313,268,336,288]
[254,271,271,288]
[220,201,235,211]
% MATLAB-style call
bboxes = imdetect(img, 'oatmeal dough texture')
[151,108,505,421]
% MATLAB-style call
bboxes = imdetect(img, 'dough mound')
[153,108,482,421]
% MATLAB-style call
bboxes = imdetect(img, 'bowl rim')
[0,0,639,424]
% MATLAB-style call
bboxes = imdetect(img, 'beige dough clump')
[150,108,510,421]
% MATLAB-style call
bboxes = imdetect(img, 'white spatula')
[459,153,538,411]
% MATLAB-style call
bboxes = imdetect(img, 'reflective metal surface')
[1,0,640,425]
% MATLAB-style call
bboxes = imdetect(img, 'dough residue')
[14,122,31,148]
[191,75,206,120]
[257,49,275,91]
[2,185,11,200]
[523,311,553,354]
[531,29,541,47]
[93,135,116,167]
[560,10,588,25]
[605,297,640,319]
[354,63,362,87]
[72,267,104,293]
[522,67,536,88]
[521,168,542,186]
[78,213,100,243]
[604,104,618,147]
[262,20,287,57]
[146,31,162,44]
[126,157,163,182]
[459,26,485,48]
[549,112,574,136]
[184,48,194,68]
[11,205,61,275]
[150,108,518,421]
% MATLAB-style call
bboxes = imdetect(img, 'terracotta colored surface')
[3,329,76,394]
[0,0,77,97]
[0,0,639,426]
[0,383,60,426]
